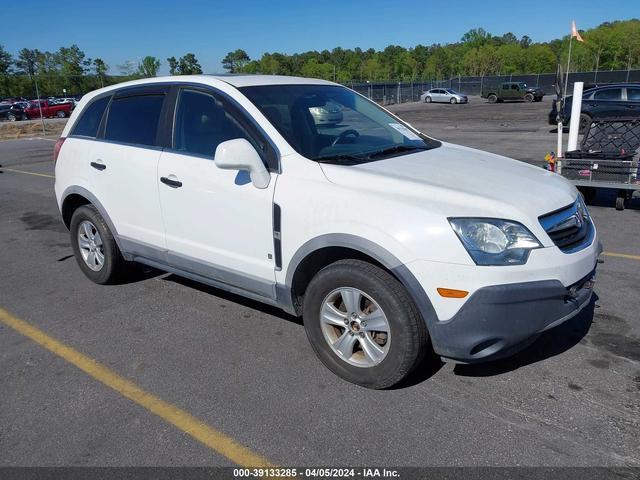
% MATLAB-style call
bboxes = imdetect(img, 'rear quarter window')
[104,94,165,147]
[71,96,110,138]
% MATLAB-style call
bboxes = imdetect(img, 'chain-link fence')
[2,68,640,105]
[350,69,640,104]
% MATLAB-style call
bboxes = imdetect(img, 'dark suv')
[0,102,28,121]
[549,83,640,132]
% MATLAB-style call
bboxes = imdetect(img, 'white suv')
[55,75,601,388]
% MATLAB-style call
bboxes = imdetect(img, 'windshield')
[240,84,440,163]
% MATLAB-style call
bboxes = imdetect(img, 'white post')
[557,120,563,159]
[567,82,584,152]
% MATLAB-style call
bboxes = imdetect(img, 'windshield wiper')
[314,153,366,164]
[365,144,429,160]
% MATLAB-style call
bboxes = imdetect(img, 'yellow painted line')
[1,167,54,178]
[0,307,274,468]
[603,251,640,261]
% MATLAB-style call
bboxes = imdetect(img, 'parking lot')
[0,97,639,468]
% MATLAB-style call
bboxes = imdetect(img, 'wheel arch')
[61,186,128,258]
[283,234,438,328]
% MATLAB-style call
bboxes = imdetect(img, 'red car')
[24,100,72,120]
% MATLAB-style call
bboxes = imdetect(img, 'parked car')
[55,75,600,389]
[481,82,545,103]
[309,100,343,126]
[549,83,640,133]
[421,88,468,104]
[0,103,28,121]
[24,100,72,119]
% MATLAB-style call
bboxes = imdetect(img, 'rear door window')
[71,96,110,138]
[104,94,165,146]
[626,88,640,101]
[594,88,622,101]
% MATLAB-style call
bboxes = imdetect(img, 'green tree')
[167,56,178,75]
[177,53,202,74]
[222,49,251,73]
[138,56,161,77]
[0,45,13,96]
[15,48,39,78]
[93,58,108,87]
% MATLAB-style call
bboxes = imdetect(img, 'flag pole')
[563,35,573,101]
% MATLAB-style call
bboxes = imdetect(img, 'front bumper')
[429,270,596,362]
[402,232,601,363]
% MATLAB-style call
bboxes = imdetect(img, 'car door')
[90,86,168,253]
[157,86,278,298]
[592,88,623,117]
[624,87,640,118]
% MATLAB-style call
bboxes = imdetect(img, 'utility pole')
[34,74,46,136]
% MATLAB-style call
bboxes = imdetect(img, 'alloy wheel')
[320,287,391,367]
[77,220,105,271]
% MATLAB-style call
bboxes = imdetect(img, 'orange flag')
[571,20,584,42]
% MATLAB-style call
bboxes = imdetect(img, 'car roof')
[85,74,337,94]
[585,83,640,91]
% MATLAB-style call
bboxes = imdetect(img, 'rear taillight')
[53,137,66,163]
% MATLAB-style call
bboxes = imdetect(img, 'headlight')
[449,218,542,266]
[309,107,326,114]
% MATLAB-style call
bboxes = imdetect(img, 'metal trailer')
[556,118,640,210]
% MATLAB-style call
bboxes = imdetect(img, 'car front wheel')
[488,94,498,103]
[303,259,429,389]
[425,96,432,103]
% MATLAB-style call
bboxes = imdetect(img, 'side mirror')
[214,138,270,189]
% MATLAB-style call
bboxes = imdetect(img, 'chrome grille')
[539,198,593,253]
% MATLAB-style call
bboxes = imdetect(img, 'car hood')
[319,142,577,220]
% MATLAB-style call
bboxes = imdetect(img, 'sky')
[5,0,637,74]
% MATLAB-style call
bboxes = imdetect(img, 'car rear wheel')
[450,97,457,104]
[488,94,498,104]
[303,259,429,389]
[524,93,534,103]
[70,205,129,284]
[7,113,16,122]
[56,110,66,118]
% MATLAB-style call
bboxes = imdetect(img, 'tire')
[579,114,591,134]
[524,93,534,103]
[450,97,457,104]
[70,205,129,284]
[303,259,429,389]
[7,113,16,122]
[425,96,432,103]
[56,110,66,118]
[487,94,498,104]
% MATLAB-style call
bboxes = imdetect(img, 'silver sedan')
[420,88,468,104]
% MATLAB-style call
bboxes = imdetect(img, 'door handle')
[90,161,106,171]
[160,176,183,188]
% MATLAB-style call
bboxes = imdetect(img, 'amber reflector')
[437,288,469,298]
